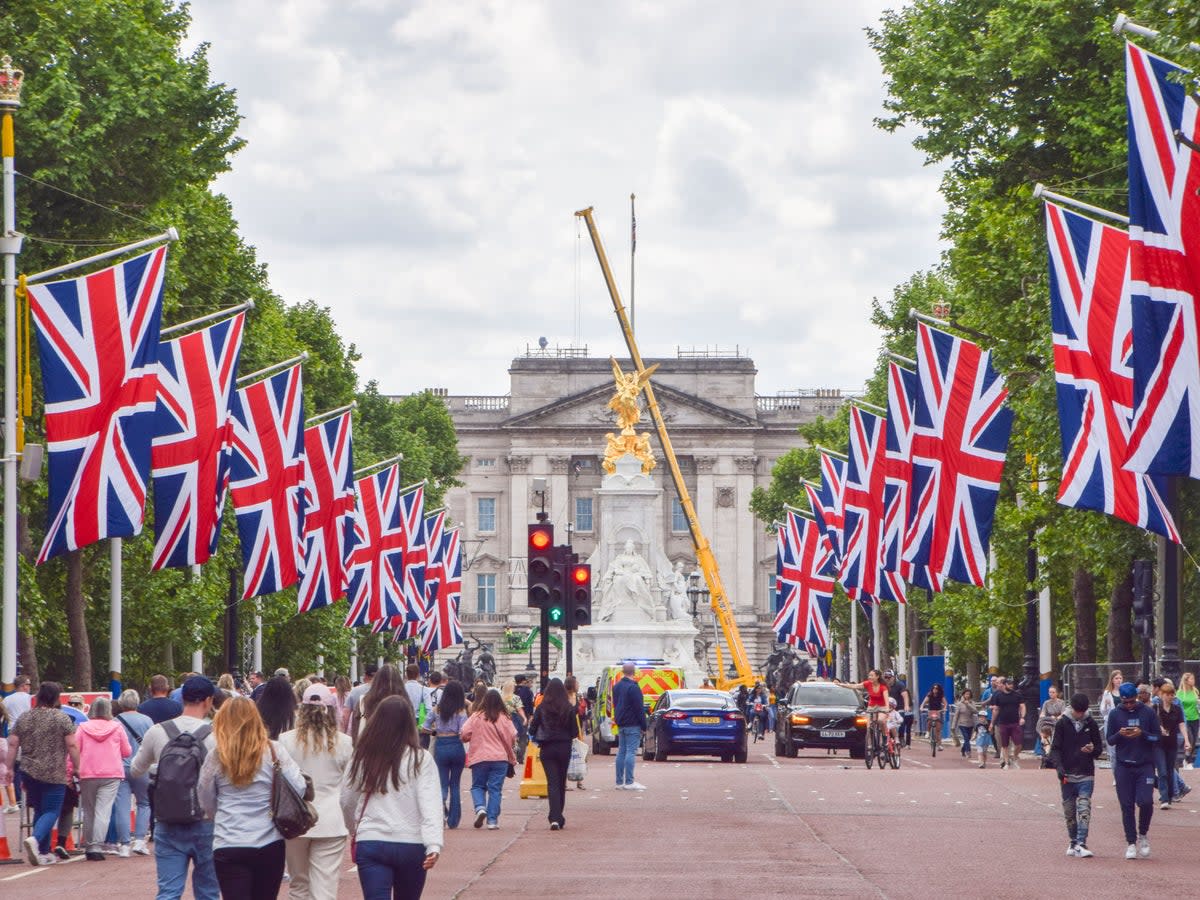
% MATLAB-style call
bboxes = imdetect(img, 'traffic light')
[1132,558,1155,639]
[527,523,555,609]
[568,562,592,627]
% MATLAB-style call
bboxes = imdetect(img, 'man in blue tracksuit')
[612,664,647,791]
[1106,681,1159,859]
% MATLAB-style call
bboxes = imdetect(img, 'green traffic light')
[548,606,565,624]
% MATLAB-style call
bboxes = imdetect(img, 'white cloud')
[184,0,945,397]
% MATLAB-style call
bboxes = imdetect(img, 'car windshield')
[790,685,860,707]
[667,693,734,710]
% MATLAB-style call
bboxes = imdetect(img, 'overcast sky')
[184,0,944,398]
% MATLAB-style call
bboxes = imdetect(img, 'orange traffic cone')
[0,832,20,865]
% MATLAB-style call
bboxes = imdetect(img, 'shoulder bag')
[489,720,517,778]
[268,743,319,839]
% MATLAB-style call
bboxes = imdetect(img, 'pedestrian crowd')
[2,662,601,898]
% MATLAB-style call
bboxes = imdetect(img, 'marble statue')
[662,560,691,621]
[597,539,657,622]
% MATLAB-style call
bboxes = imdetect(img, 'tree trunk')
[1108,570,1134,664]
[1072,568,1097,664]
[18,629,40,686]
[65,549,92,690]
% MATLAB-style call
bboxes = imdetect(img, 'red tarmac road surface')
[4,743,1197,898]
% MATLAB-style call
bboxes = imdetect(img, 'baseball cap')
[274,667,290,679]
[67,692,85,705]
[1119,682,1138,699]
[883,670,895,677]
[181,675,216,703]
[302,683,336,707]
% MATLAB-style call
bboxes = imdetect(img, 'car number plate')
[819,729,845,738]
[692,716,720,724]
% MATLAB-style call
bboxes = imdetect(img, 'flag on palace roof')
[298,411,356,613]
[1045,201,1178,540]
[230,364,307,598]
[27,247,166,563]
[905,323,1012,588]
[151,313,245,569]
[344,464,408,628]
[1123,42,1200,479]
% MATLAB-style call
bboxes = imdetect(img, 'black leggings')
[539,740,572,827]
[214,839,286,900]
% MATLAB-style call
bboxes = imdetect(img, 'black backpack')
[154,721,212,824]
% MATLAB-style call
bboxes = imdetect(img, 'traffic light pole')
[539,607,550,691]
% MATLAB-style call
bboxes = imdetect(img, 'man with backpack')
[130,676,218,900]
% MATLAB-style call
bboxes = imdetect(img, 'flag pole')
[306,401,356,427]
[24,228,179,284]
[110,538,122,697]
[872,603,882,670]
[160,299,255,338]
[1,55,24,691]
[352,453,405,479]
[848,398,887,415]
[814,445,849,461]
[1032,184,1129,225]
[850,600,859,682]
[237,352,308,387]
[630,193,636,335]
[887,352,917,368]
[1113,13,1200,52]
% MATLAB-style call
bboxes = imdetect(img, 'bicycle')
[750,710,764,743]
[865,712,889,770]
[927,711,943,757]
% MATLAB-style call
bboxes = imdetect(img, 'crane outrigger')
[574,206,758,691]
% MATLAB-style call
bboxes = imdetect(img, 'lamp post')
[687,568,711,677]
[1,55,25,691]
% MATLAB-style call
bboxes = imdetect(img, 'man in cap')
[1107,681,1159,860]
[130,676,218,899]
[883,671,911,748]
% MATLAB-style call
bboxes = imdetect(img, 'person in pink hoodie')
[76,696,131,861]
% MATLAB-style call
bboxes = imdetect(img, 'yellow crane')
[575,206,758,691]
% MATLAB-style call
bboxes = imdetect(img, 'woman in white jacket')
[341,695,442,900]
[279,684,353,900]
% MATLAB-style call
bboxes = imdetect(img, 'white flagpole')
[237,352,307,387]
[353,454,405,479]
[252,599,263,674]
[110,538,122,696]
[1032,184,1129,225]
[850,602,859,682]
[350,633,358,683]
[160,299,254,338]
[1,58,22,690]
[897,600,908,685]
[191,564,203,673]
[872,603,882,670]
[24,228,178,284]
[1113,13,1200,51]
[306,401,356,427]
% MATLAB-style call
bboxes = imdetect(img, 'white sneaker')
[117,844,131,858]
[4,804,19,814]
[1009,758,1020,770]
[627,781,647,791]
[1138,836,1150,858]
[473,808,486,828]
[486,822,499,830]
[36,854,56,866]
[1075,845,1094,858]
[1185,763,1194,770]
[1160,801,1171,810]
[1065,843,1077,857]
[23,835,39,866]
[131,839,149,856]
[615,784,629,790]
[1125,844,1137,860]
[102,842,119,855]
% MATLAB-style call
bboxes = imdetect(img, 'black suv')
[775,681,867,759]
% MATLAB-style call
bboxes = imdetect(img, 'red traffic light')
[530,527,552,551]
[571,565,590,585]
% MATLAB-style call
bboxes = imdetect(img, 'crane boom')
[574,206,755,688]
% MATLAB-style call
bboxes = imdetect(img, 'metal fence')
[1061,660,1200,705]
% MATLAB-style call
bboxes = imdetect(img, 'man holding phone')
[1106,681,1159,860]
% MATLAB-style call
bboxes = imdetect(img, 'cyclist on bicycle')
[749,683,770,738]
[921,683,947,748]
[861,669,891,731]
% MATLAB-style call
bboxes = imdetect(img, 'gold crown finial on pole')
[0,56,24,109]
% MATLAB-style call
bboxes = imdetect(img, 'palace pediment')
[503,381,757,430]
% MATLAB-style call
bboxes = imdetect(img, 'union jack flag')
[421,525,463,653]
[1046,201,1179,540]
[27,247,166,563]
[842,407,905,604]
[773,510,834,650]
[151,313,245,569]
[1123,42,1200,478]
[803,452,846,568]
[905,323,1013,587]
[884,363,942,593]
[230,364,306,598]
[344,464,407,627]
[298,412,356,613]
[423,509,447,614]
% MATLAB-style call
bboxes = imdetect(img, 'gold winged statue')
[603,358,659,474]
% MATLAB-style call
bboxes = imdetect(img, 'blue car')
[642,690,748,763]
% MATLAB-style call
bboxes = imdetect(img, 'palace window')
[477,497,497,533]
[671,497,688,533]
[476,573,497,614]
[575,497,594,533]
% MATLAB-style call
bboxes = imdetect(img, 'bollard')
[519,742,548,799]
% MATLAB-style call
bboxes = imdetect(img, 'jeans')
[616,726,642,785]
[355,840,427,900]
[958,726,973,755]
[900,712,914,747]
[213,840,285,900]
[1187,720,1198,765]
[434,736,466,828]
[107,770,151,844]
[469,760,507,825]
[20,774,66,854]
[154,820,218,900]
[539,739,571,827]
[1113,762,1155,845]
[1155,743,1179,803]
[1060,778,1094,847]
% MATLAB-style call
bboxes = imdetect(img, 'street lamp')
[686,569,709,621]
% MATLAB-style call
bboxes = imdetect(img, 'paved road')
[3,743,1197,898]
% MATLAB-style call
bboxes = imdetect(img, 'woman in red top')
[861,669,890,729]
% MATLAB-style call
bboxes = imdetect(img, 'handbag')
[268,744,319,840]
[567,738,589,781]
[489,720,517,778]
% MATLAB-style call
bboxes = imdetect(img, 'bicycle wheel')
[889,738,902,769]
[930,722,938,757]
[865,724,876,769]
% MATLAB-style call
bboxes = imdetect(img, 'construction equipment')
[500,625,562,654]
[575,206,758,690]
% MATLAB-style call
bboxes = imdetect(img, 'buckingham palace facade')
[415,348,846,671]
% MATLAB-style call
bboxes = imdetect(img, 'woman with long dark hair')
[199,696,306,898]
[256,675,297,740]
[528,678,580,830]
[460,690,516,829]
[341,695,442,899]
[354,664,406,742]
[431,681,468,829]
[279,684,353,899]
